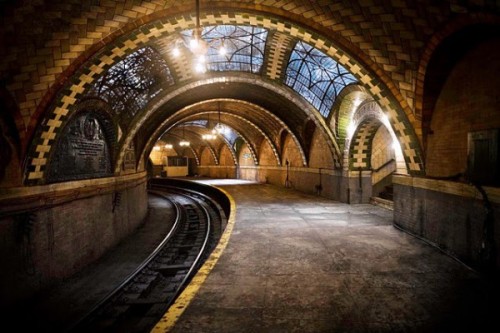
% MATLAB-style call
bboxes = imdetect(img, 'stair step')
[370,196,394,210]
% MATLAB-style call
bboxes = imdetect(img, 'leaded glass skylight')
[219,125,238,145]
[285,41,357,117]
[181,25,268,73]
[88,47,174,127]
[182,120,208,127]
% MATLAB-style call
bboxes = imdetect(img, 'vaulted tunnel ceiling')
[137,80,318,164]
[7,2,442,183]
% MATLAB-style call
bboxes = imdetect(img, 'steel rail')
[65,192,182,332]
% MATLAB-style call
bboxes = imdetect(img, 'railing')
[371,158,395,173]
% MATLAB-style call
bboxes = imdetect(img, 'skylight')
[285,41,357,117]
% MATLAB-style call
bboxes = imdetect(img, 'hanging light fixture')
[164,143,173,149]
[171,0,227,73]
[179,125,190,147]
[202,112,216,140]
[213,101,226,135]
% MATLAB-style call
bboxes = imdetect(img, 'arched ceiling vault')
[19,7,429,184]
[142,100,297,168]
[135,83,316,171]
[182,112,278,165]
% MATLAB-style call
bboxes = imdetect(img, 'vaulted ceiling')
[1,0,498,185]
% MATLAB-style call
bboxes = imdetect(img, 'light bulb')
[194,62,206,73]
[189,38,199,51]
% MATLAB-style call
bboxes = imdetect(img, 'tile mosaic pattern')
[25,11,424,182]
[349,119,382,170]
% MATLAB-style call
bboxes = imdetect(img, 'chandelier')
[171,0,227,73]
[212,101,227,135]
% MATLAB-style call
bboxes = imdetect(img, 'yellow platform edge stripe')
[150,187,237,332]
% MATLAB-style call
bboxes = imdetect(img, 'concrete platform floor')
[10,179,498,333]
[169,180,498,333]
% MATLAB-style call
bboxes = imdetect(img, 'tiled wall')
[394,175,500,270]
[0,176,148,307]
[371,126,395,185]
[426,38,500,178]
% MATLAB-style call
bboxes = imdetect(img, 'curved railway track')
[67,186,225,333]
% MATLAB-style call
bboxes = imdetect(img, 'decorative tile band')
[26,11,423,183]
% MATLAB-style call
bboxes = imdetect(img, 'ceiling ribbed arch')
[23,9,425,184]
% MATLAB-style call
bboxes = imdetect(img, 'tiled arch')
[136,85,312,173]
[349,118,382,171]
[200,145,219,166]
[414,13,500,120]
[215,140,238,167]
[25,11,424,184]
[141,104,288,171]
[180,112,256,168]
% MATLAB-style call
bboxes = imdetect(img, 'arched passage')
[23,10,425,185]
[424,27,500,184]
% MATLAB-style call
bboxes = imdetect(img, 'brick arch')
[348,118,382,171]
[0,89,23,186]
[24,10,425,183]
[218,143,238,167]
[330,85,372,150]
[415,13,500,118]
[148,106,281,169]
[6,0,423,138]
[278,128,288,156]
[414,14,500,153]
[0,87,22,155]
[346,100,408,175]
[129,80,312,173]
[163,110,255,168]
[200,145,219,166]
[216,112,276,167]
[302,119,316,161]
[214,132,238,167]
[183,146,200,167]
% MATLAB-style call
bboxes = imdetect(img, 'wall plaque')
[47,112,112,182]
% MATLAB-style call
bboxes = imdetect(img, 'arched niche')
[46,99,115,183]
[425,27,500,183]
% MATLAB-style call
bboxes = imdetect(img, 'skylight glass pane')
[88,47,174,127]
[182,25,268,73]
[183,120,208,127]
[285,41,357,117]
[219,126,238,145]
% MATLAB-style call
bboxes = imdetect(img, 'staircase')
[378,185,393,201]
[370,184,394,210]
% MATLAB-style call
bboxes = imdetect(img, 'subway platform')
[162,179,498,333]
[12,179,499,332]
